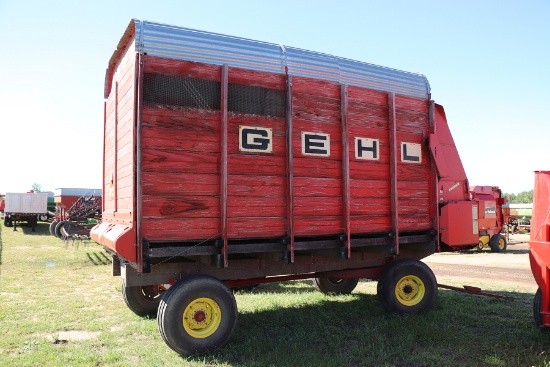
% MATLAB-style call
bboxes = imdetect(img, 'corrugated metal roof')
[105,19,430,99]
[54,188,102,197]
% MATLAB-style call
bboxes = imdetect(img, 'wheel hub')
[183,298,222,338]
[395,275,426,306]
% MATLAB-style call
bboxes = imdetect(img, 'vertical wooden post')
[221,64,229,267]
[341,84,351,258]
[388,92,399,254]
[286,73,295,263]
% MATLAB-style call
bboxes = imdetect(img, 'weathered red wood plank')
[142,173,220,196]
[228,175,286,197]
[228,197,286,217]
[227,155,286,176]
[294,216,344,236]
[142,149,219,174]
[350,215,392,233]
[144,56,221,81]
[292,76,340,97]
[228,66,285,90]
[228,217,286,238]
[142,195,220,218]
[294,196,343,217]
[142,218,220,241]
[294,177,342,197]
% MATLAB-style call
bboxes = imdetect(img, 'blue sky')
[0,0,548,194]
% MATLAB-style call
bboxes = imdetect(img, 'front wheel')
[158,275,237,356]
[315,277,359,294]
[489,234,507,252]
[122,282,166,317]
[533,288,550,331]
[377,258,437,314]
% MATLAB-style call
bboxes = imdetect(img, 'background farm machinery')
[49,188,102,241]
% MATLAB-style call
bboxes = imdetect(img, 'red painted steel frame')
[530,171,550,328]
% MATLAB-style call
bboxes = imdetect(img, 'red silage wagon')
[92,19,506,355]
[529,171,550,330]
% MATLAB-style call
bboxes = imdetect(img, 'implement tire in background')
[158,275,237,356]
[4,216,12,227]
[49,221,58,236]
[533,288,550,331]
[377,258,437,314]
[54,221,66,238]
[122,282,166,317]
[489,234,507,252]
[315,277,359,294]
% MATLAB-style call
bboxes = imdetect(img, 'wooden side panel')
[395,95,432,231]
[103,39,136,225]
[141,107,222,240]
[292,77,343,236]
[348,87,391,233]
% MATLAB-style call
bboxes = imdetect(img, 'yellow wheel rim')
[477,241,484,250]
[183,298,222,338]
[498,238,505,250]
[395,275,425,306]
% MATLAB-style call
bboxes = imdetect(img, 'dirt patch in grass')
[44,330,101,343]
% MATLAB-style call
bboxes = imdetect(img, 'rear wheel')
[377,258,437,314]
[489,234,507,252]
[158,275,237,356]
[122,282,166,317]
[533,288,550,331]
[315,277,359,294]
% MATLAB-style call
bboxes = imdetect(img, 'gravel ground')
[423,233,537,291]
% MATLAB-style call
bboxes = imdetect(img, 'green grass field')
[1,222,550,366]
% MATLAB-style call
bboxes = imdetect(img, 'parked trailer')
[529,171,550,331]
[92,19,505,355]
[3,192,48,231]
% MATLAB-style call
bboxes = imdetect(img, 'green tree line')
[503,190,533,204]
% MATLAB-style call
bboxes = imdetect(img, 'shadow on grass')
[86,251,112,266]
[19,222,54,236]
[179,286,548,367]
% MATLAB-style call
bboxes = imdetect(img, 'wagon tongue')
[437,284,514,301]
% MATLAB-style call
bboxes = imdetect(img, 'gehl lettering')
[238,125,422,163]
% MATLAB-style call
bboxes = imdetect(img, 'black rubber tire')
[49,221,59,236]
[4,216,12,227]
[377,258,437,314]
[158,275,237,356]
[533,288,550,331]
[54,221,66,238]
[122,282,165,317]
[489,234,507,252]
[315,277,359,294]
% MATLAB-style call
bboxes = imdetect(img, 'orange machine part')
[90,222,137,262]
